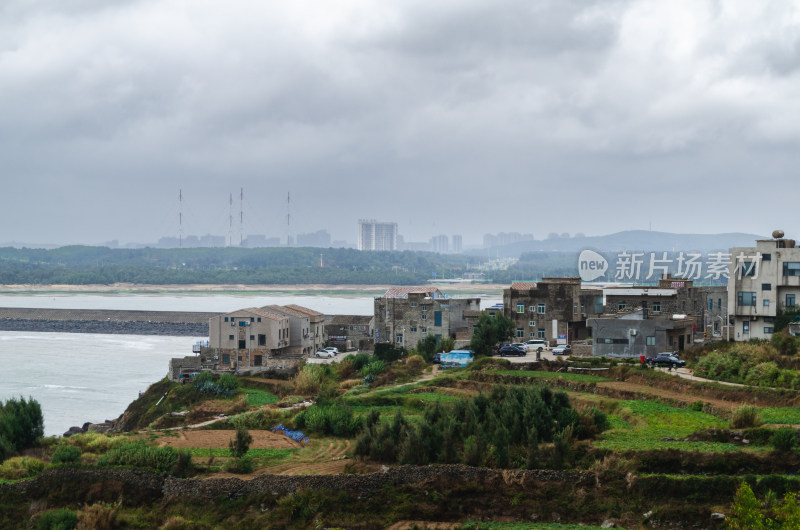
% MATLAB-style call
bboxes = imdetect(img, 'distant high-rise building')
[358,220,398,251]
[297,230,332,248]
[430,235,449,253]
[452,235,463,253]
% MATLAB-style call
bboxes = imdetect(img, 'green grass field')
[241,388,279,407]
[489,370,610,383]
[758,407,800,425]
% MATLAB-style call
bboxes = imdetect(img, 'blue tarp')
[440,350,474,369]
[272,423,309,445]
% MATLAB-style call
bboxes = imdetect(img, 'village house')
[373,286,480,349]
[324,314,375,351]
[208,307,291,370]
[283,304,326,352]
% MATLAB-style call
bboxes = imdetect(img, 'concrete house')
[587,311,695,357]
[284,304,326,352]
[208,307,290,369]
[728,231,800,341]
[324,314,374,351]
[264,305,313,356]
[373,286,480,348]
[503,278,603,346]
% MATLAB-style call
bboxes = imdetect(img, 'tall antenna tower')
[228,192,234,247]
[239,187,244,247]
[286,192,292,247]
[178,189,183,248]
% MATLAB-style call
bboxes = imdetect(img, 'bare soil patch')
[157,429,301,450]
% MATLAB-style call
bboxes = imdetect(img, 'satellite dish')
[773,230,785,239]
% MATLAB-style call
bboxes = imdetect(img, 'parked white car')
[524,339,549,351]
[324,347,339,355]
[315,349,335,358]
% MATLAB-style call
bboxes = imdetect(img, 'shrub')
[77,502,119,530]
[173,449,193,478]
[771,427,798,452]
[361,360,386,377]
[296,404,362,437]
[35,508,78,530]
[97,440,178,474]
[0,396,44,460]
[0,456,46,479]
[731,405,761,429]
[50,444,81,465]
[293,364,331,395]
[224,456,254,474]
[405,355,426,373]
[374,343,406,363]
[217,373,240,393]
[229,425,253,458]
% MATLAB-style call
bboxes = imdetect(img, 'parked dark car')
[647,352,686,368]
[498,344,526,357]
[432,353,442,364]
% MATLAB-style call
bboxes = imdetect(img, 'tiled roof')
[383,286,441,298]
[262,305,310,319]
[510,282,537,290]
[284,304,324,317]
[220,307,286,322]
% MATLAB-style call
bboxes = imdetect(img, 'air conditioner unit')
[230,321,235,326]
[629,329,637,336]
[752,316,759,321]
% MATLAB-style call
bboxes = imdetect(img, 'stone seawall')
[0,308,216,336]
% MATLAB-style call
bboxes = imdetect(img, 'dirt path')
[653,367,748,388]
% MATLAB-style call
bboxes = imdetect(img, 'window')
[708,299,713,311]
[618,301,627,311]
[646,336,655,346]
[580,304,585,314]
[529,321,536,327]
[396,334,403,344]
[739,262,758,276]
[762,253,771,261]
[250,317,254,323]
[258,334,266,346]
[434,311,442,326]
[249,335,254,340]
[718,299,722,310]
[737,292,757,306]
[410,302,418,307]
[764,317,775,323]
[573,303,578,314]
[743,321,750,334]
[516,303,525,313]
[537,328,546,339]
[422,314,427,320]
[516,328,524,338]
[763,300,770,307]
[788,294,797,307]
[228,335,234,340]
[762,283,772,291]
[530,332,536,338]
[421,305,428,311]
[765,327,774,334]
[538,303,546,314]
[224,317,229,322]
[410,327,417,332]
[529,306,535,313]
[784,263,800,276]
[421,327,427,333]
[652,301,661,312]
[599,338,629,344]
[257,317,261,322]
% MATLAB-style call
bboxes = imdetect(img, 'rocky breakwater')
[0,308,214,336]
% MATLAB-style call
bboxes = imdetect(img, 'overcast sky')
[1,0,798,247]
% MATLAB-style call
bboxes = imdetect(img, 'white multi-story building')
[357,220,398,251]
[728,231,800,341]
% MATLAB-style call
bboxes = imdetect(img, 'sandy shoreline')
[0,283,506,296]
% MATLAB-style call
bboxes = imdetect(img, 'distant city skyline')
[2,2,798,246]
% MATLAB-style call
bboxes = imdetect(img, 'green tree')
[728,482,768,530]
[470,312,514,357]
[0,396,44,461]
[229,425,253,459]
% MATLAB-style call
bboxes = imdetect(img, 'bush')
[405,355,426,373]
[35,509,78,530]
[224,456,254,474]
[296,404,362,437]
[77,502,119,530]
[0,456,46,479]
[50,444,81,465]
[97,440,179,474]
[361,360,386,377]
[229,425,253,458]
[217,373,240,393]
[0,396,44,460]
[293,364,331,395]
[731,405,761,429]
[374,343,406,363]
[771,427,798,452]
